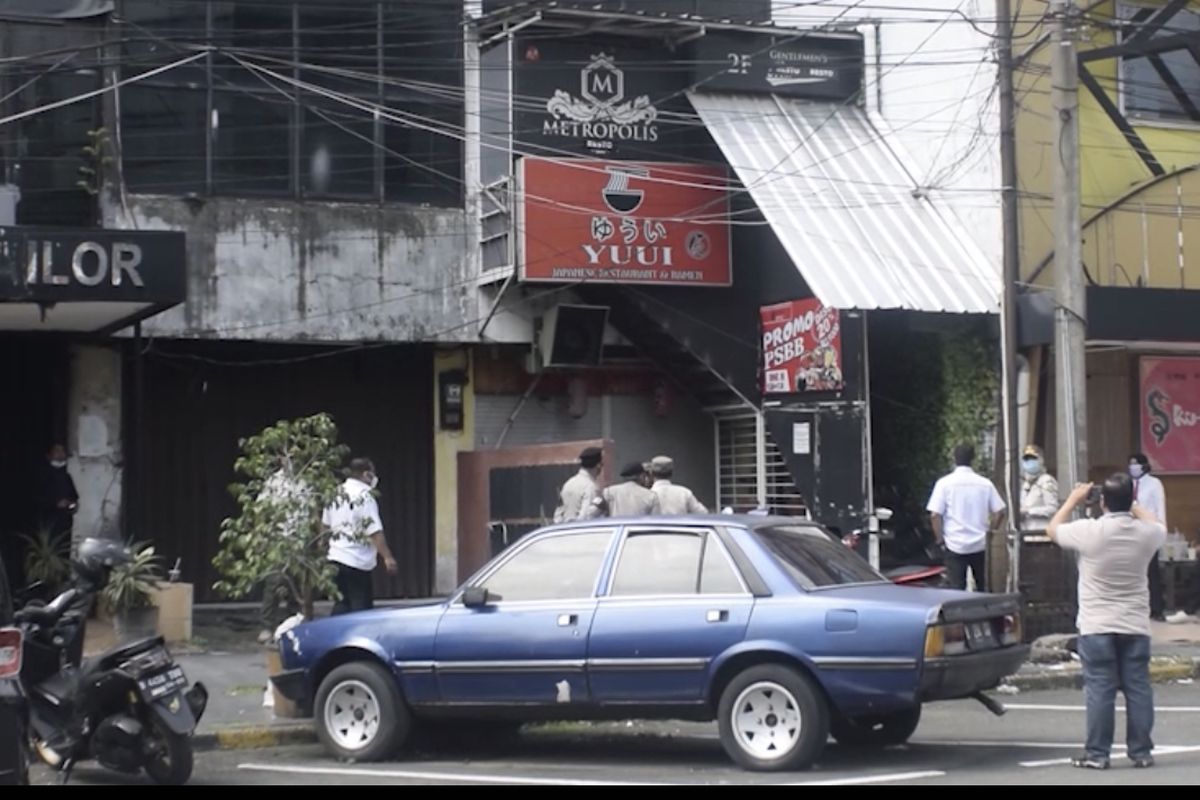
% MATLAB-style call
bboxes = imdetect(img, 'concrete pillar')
[67,344,123,547]
[433,348,475,593]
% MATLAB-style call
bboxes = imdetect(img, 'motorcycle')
[0,552,29,786]
[841,507,949,588]
[14,538,208,785]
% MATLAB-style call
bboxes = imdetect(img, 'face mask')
[1022,459,1041,476]
[50,460,67,469]
[1130,464,1145,479]
[368,474,379,490]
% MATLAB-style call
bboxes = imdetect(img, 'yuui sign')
[517,158,731,287]
[760,299,843,394]
[1140,356,1200,473]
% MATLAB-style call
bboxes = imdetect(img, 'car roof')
[543,515,827,532]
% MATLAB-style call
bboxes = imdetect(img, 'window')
[756,525,883,589]
[117,0,463,203]
[479,531,613,603]
[610,530,746,596]
[1119,3,1200,123]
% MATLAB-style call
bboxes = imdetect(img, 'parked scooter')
[841,507,949,588]
[14,538,207,785]
[0,551,29,786]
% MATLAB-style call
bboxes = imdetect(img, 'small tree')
[213,413,350,620]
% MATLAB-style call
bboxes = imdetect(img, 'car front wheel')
[717,664,829,772]
[315,661,411,762]
[830,706,922,748]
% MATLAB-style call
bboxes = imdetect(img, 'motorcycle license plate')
[138,666,187,700]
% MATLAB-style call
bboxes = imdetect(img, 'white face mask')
[368,474,379,490]
[1130,464,1146,479]
[50,460,67,469]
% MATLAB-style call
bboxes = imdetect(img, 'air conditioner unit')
[537,304,609,369]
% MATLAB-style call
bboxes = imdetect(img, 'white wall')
[774,0,1003,270]
[67,345,123,548]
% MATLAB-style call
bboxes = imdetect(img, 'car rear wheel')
[830,706,922,748]
[717,664,828,772]
[315,662,410,762]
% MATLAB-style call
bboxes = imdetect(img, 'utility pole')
[1051,0,1088,491]
[996,0,1022,593]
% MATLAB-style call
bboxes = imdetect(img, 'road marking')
[787,770,946,786]
[1020,744,1200,768]
[239,762,945,786]
[237,763,668,785]
[1005,704,1200,713]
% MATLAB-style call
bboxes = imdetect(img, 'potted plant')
[19,527,71,599]
[101,541,164,642]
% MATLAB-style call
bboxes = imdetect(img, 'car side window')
[699,539,744,594]
[611,531,702,596]
[479,531,613,602]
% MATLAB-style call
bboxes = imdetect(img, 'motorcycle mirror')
[874,507,894,522]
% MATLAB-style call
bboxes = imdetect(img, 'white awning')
[689,92,999,315]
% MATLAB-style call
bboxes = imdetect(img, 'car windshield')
[755,525,885,589]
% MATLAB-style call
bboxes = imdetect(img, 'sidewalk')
[80,612,1200,752]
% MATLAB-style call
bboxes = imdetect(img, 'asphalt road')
[37,685,1200,785]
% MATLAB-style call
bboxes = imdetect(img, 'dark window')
[122,86,207,195]
[611,532,704,596]
[480,531,613,602]
[213,91,292,196]
[756,525,884,589]
[301,103,375,199]
[210,1,295,89]
[1119,3,1200,123]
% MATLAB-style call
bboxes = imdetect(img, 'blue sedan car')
[272,516,1028,772]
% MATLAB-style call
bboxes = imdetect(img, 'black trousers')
[332,563,374,616]
[947,550,987,592]
[1148,553,1165,618]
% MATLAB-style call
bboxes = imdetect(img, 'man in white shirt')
[650,455,708,515]
[554,447,604,522]
[1048,474,1166,770]
[925,443,1006,592]
[323,457,398,615]
[1130,453,1167,621]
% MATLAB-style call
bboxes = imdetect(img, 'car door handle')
[557,614,578,627]
[706,609,729,623]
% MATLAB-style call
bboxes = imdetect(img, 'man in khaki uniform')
[554,447,604,523]
[650,455,707,515]
[603,462,661,517]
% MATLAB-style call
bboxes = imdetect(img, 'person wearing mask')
[926,443,1006,592]
[1130,453,1167,622]
[554,447,604,522]
[1020,444,1060,531]
[650,456,708,515]
[1048,475,1165,770]
[602,462,661,517]
[323,457,398,615]
[38,443,78,540]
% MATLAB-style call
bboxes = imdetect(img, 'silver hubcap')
[732,681,803,761]
[324,680,381,752]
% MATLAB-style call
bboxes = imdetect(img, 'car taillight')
[1000,613,1022,646]
[0,627,22,678]
[923,622,967,658]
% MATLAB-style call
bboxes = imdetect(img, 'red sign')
[517,158,731,286]
[760,299,843,394]
[1140,356,1200,473]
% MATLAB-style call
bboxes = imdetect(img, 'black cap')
[579,447,603,468]
[620,461,646,479]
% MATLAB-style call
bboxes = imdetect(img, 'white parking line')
[237,763,667,785]
[238,763,946,786]
[787,770,946,786]
[1020,744,1200,768]
[1005,704,1200,713]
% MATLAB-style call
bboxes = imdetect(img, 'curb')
[194,722,316,752]
[1004,657,1199,692]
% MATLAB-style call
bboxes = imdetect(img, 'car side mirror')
[461,586,492,608]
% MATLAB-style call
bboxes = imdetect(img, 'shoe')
[257,629,272,644]
[1165,610,1193,624]
[1131,755,1155,769]
[1151,614,1167,622]
[1071,755,1110,770]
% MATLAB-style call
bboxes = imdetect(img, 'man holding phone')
[1048,473,1166,770]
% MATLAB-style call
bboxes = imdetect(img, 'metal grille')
[716,413,806,515]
